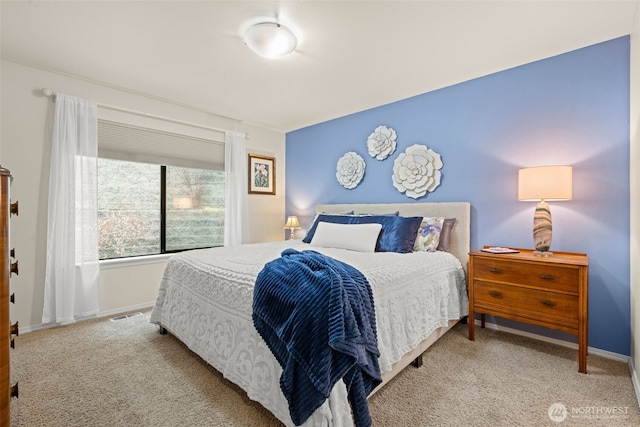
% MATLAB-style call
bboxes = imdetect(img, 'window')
[97,160,225,259]
[96,119,225,260]
[98,159,160,259]
[165,165,225,252]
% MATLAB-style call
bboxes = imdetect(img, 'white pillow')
[309,222,382,252]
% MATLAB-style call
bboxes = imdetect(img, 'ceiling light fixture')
[243,22,297,59]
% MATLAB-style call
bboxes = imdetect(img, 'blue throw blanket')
[252,249,382,427]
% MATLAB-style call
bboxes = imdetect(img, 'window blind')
[97,119,225,170]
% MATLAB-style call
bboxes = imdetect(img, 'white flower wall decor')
[392,144,443,199]
[367,125,397,160]
[336,152,366,189]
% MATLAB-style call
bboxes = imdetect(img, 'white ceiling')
[1,1,637,133]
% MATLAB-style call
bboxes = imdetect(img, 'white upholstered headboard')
[315,202,471,273]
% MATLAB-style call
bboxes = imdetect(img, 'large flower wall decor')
[336,152,366,189]
[367,125,397,160]
[391,144,443,199]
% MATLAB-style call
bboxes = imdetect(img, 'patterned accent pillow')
[414,217,445,252]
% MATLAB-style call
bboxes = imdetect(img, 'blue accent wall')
[285,37,630,356]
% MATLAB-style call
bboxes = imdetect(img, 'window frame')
[98,161,224,262]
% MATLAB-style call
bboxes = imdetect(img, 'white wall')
[0,60,286,331]
[630,1,640,403]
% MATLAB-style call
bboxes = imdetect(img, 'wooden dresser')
[468,247,589,373]
[0,167,18,425]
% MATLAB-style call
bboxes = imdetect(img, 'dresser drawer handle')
[488,290,502,297]
[540,299,557,307]
[488,268,502,274]
[540,274,556,281]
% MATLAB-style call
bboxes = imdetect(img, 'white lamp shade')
[283,216,301,229]
[243,22,297,58]
[518,166,573,201]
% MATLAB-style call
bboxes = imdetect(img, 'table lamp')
[283,216,301,240]
[518,166,572,256]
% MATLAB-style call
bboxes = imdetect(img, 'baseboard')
[474,319,629,363]
[19,302,155,334]
[97,302,154,320]
[630,357,640,409]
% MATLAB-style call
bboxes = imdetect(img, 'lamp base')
[534,250,553,257]
[533,200,553,254]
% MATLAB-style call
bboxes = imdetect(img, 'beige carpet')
[9,310,640,426]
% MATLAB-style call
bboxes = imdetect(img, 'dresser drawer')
[473,281,579,328]
[473,257,579,294]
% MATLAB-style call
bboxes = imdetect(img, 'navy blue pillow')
[303,214,422,253]
[374,215,422,253]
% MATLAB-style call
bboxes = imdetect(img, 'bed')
[150,202,470,426]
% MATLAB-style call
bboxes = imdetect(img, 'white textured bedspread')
[150,240,468,426]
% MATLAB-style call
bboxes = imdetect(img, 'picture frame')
[248,153,276,195]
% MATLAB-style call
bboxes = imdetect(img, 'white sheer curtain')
[224,131,249,246]
[42,94,100,324]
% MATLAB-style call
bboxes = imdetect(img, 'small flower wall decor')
[391,144,443,199]
[367,125,397,160]
[336,151,366,189]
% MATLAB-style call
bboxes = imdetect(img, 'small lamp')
[518,166,572,256]
[283,216,301,240]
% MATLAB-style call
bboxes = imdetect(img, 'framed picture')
[248,153,276,195]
